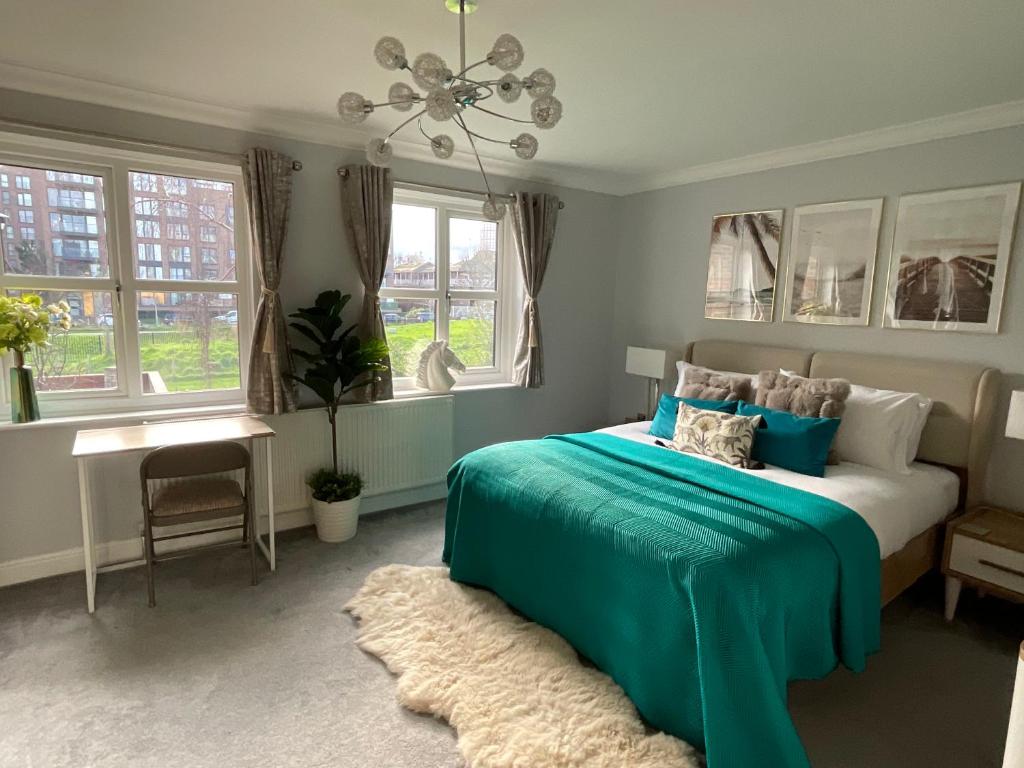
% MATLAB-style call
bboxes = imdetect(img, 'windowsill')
[393,381,520,399]
[0,402,247,432]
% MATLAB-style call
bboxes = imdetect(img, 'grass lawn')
[385,318,494,377]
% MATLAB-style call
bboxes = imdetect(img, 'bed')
[443,340,1001,768]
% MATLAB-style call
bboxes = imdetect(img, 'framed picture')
[704,209,783,322]
[883,182,1021,333]
[783,198,884,326]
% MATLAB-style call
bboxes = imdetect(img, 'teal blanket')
[443,433,881,768]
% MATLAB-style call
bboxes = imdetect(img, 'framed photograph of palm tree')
[883,182,1020,334]
[704,209,783,321]
[783,198,884,326]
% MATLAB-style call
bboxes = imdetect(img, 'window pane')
[7,290,118,391]
[128,171,236,282]
[0,162,109,277]
[449,299,495,368]
[385,204,436,289]
[449,217,497,289]
[136,292,240,392]
[381,298,436,378]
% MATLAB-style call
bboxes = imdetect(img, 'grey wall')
[608,125,1024,508]
[0,89,618,565]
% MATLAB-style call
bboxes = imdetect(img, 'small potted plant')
[288,290,389,543]
[0,294,71,423]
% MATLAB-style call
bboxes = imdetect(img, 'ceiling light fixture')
[336,0,562,220]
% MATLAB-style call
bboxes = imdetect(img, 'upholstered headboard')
[684,340,1001,507]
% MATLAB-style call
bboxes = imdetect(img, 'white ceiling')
[1,0,1023,194]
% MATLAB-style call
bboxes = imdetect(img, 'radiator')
[266,395,454,512]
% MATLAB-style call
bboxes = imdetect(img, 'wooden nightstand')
[942,506,1024,621]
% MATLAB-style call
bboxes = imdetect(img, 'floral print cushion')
[670,402,762,467]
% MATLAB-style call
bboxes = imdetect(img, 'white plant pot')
[311,494,361,543]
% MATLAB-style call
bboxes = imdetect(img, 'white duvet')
[594,421,959,558]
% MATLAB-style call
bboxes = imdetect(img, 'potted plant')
[288,290,389,542]
[0,294,71,423]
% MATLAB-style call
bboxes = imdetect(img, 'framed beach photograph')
[783,198,884,326]
[883,183,1021,333]
[704,209,783,322]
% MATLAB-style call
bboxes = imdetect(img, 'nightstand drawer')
[949,535,1024,594]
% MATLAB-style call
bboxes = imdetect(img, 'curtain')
[339,165,394,401]
[511,192,560,388]
[243,148,297,415]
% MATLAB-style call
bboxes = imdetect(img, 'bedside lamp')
[1008,390,1024,440]
[626,346,666,420]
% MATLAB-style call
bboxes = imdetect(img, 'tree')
[712,212,780,282]
[6,241,48,275]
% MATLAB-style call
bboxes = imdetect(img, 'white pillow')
[831,383,932,474]
[674,360,758,397]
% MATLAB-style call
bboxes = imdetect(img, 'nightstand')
[942,506,1024,622]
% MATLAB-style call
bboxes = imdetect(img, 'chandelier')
[336,0,563,221]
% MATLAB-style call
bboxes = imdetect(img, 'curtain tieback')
[366,291,382,309]
[261,287,278,354]
[526,297,539,348]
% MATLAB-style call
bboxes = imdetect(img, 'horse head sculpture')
[416,340,467,393]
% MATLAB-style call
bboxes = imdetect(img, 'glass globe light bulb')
[511,133,538,160]
[374,37,407,70]
[531,95,563,129]
[496,74,523,104]
[424,89,458,122]
[412,52,452,90]
[337,92,371,124]
[366,138,393,167]
[488,33,524,72]
[482,197,507,221]
[524,68,556,99]
[388,82,418,112]
[430,134,455,159]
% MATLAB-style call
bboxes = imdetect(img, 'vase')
[10,358,40,423]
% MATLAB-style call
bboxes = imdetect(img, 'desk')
[72,416,276,613]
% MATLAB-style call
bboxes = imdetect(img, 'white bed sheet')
[595,420,959,558]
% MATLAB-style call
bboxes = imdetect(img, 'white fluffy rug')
[344,565,699,768]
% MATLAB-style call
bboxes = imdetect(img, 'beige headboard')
[684,340,1001,508]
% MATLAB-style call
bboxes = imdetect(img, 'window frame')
[0,131,254,419]
[382,186,520,391]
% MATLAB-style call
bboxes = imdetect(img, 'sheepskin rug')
[344,564,699,768]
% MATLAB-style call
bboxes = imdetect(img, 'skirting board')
[0,482,447,589]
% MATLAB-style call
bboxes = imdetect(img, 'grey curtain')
[511,192,560,388]
[243,148,298,415]
[340,165,394,401]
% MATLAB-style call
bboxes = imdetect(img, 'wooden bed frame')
[683,340,1002,606]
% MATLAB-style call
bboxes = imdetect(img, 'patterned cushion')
[670,402,762,467]
[679,365,753,402]
[151,477,244,518]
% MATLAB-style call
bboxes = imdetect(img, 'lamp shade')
[1007,390,1024,440]
[625,346,667,380]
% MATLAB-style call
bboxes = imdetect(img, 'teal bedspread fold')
[443,432,881,768]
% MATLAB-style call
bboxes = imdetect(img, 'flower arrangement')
[0,294,72,368]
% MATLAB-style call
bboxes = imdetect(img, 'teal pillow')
[737,402,841,478]
[649,395,738,439]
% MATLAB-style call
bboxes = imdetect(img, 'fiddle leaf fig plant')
[287,290,390,499]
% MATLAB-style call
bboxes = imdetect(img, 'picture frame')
[883,182,1021,334]
[704,209,783,322]
[782,198,884,326]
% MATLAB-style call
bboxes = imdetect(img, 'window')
[0,173,7,186]
[0,144,252,417]
[16,192,31,207]
[200,226,218,243]
[380,188,520,388]
[135,219,161,239]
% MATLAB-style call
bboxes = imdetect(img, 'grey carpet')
[0,502,1020,768]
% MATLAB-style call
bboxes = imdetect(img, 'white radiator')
[266,395,454,512]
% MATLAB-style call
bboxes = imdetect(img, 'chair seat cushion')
[151,477,244,520]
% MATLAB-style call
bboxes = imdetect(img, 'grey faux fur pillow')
[755,371,851,417]
[681,366,752,402]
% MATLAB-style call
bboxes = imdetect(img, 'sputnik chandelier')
[336,0,563,221]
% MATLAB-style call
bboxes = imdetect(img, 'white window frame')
[0,131,254,419]
[382,186,521,391]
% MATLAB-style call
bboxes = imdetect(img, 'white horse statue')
[416,340,466,393]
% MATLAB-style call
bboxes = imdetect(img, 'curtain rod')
[337,168,565,209]
[0,117,303,171]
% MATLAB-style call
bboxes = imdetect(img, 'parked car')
[97,313,115,327]
[410,310,435,323]
[214,310,238,325]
